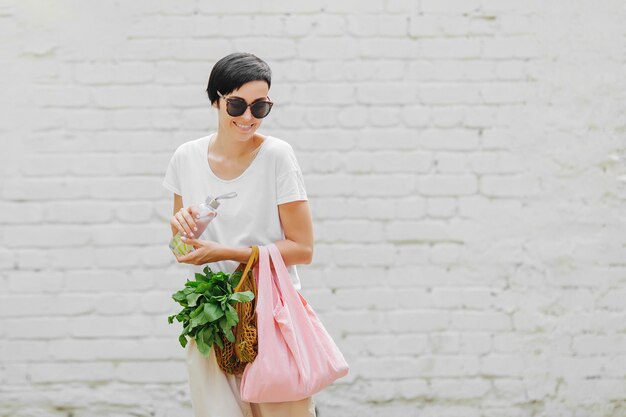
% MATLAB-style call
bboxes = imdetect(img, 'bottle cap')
[206,192,238,209]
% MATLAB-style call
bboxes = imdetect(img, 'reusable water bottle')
[169,192,237,257]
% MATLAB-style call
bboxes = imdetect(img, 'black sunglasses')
[217,91,274,119]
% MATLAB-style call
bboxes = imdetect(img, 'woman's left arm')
[178,200,314,266]
[273,200,314,265]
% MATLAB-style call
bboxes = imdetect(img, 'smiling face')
[214,80,270,142]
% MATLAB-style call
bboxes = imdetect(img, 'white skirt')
[186,339,316,417]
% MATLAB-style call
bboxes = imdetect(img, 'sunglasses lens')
[226,98,247,117]
[251,102,272,119]
[224,97,273,119]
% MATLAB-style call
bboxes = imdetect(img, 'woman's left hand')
[176,238,224,265]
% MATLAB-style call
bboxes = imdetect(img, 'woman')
[162,53,316,417]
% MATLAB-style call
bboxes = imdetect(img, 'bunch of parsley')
[168,266,254,356]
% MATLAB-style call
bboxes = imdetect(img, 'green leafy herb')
[168,266,254,356]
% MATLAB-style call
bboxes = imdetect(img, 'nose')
[241,106,253,121]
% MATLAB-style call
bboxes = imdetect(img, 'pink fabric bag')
[240,244,349,403]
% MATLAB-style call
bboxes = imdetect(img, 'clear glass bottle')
[169,192,237,257]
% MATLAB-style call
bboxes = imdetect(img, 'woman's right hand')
[170,205,199,238]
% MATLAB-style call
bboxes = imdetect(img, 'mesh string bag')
[215,246,259,375]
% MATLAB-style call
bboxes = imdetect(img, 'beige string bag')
[215,246,259,375]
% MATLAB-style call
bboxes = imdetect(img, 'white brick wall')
[1,0,625,416]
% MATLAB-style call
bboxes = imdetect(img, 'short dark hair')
[206,52,272,104]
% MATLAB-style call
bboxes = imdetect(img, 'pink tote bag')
[240,244,349,403]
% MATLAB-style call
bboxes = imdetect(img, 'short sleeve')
[276,143,307,205]
[163,149,182,195]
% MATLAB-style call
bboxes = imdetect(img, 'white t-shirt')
[162,133,307,289]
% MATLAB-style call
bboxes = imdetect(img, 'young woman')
[162,53,316,417]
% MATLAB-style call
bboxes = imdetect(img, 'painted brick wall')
[1,1,625,416]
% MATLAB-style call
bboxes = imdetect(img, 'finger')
[178,251,197,265]
[176,248,193,263]
[170,217,188,238]
[188,205,201,219]
[174,250,189,263]
[175,211,194,237]
[180,208,198,236]
[183,237,200,248]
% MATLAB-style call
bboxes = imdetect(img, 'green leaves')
[168,266,255,355]
[230,271,243,288]
[195,327,212,356]
[186,293,201,307]
[230,291,254,303]
[205,302,225,321]
[225,304,238,327]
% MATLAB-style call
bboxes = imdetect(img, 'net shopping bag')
[240,244,349,403]
[216,246,259,375]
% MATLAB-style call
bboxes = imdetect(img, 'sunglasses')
[217,91,274,119]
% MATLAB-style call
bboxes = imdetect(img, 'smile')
[234,122,254,130]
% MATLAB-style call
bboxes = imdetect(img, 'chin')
[232,122,260,139]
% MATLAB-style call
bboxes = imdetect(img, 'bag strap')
[234,245,259,292]
[266,244,300,304]
[254,246,271,335]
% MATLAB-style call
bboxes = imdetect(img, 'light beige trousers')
[186,339,316,417]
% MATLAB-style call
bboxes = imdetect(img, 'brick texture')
[1,0,625,416]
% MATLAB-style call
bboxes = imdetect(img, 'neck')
[213,127,261,159]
